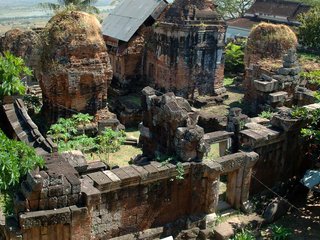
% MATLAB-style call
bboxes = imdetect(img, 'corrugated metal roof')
[102,0,167,42]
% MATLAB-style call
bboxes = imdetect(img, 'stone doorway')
[217,174,233,212]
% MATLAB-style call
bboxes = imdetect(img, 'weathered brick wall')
[146,24,226,99]
[80,152,258,239]
[239,104,320,193]
[3,151,259,240]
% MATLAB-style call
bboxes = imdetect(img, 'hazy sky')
[0,0,111,7]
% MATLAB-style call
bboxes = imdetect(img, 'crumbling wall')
[244,49,312,114]
[238,104,320,193]
[244,23,298,69]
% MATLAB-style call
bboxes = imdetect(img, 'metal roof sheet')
[102,0,167,42]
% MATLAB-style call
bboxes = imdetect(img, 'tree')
[97,128,126,164]
[0,51,32,99]
[225,39,246,74]
[72,113,93,134]
[298,7,320,51]
[40,0,100,14]
[294,0,320,7]
[217,0,255,19]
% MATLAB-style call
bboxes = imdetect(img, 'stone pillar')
[204,175,220,214]
[227,108,248,153]
[219,140,228,157]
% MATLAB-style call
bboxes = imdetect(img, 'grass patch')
[121,94,141,107]
[224,77,235,87]
[86,128,142,167]
[125,128,140,139]
[86,144,142,167]
[205,143,220,160]
[298,51,320,63]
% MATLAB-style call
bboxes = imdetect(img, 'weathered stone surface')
[268,91,288,103]
[145,0,226,98]
[19,207,71,230]
[61,150,88,174]
[0,28,40,70]
[37,11,113,119]
[245,46,302,113]
[139,87,209,162]
[254,79,278,92]
[198,111,227,133]
[213,222,234,240]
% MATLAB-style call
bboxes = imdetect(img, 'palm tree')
[40,0,100,14]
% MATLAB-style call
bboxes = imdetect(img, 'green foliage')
[72,113,93,126]
[23,95,42,114]
[291,106,320,165]
[157,153,185,180]
[298,7,320,51]
[217,0,255,18]
[98,129,126,164]
[270,225,292,240]
[293,0,320,7]
[224,77,235,87]
[0,130,44,191]
[259,110,274,120]
[225,40,246,74]
[300,70,320,85]
[0,51,32,98]
[48,113,97,152]
[48,117,77,143]
[0,193,14,216]
[39,0,100,14]
[58,135,98,153]
[175,162,185,180]
[231,229,255,240]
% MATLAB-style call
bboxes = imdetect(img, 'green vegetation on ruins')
[0,130,44,215]
[47,113,140,167]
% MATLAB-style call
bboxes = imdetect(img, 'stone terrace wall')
[239,104,320,193]
[3,152,258,239]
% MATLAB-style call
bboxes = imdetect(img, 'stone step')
[254,79,278,93]
[220,209,237,218]
[268,91,288,103]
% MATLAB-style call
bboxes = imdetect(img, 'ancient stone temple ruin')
[245,48,315,113]
[2,85,320,239]
[37,12,113,118]
[145,0,227,99]
[139,87,209,162]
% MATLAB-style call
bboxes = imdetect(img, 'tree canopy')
[40,0,100,14]
[298,7,320,51]
[217,0,255,19]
